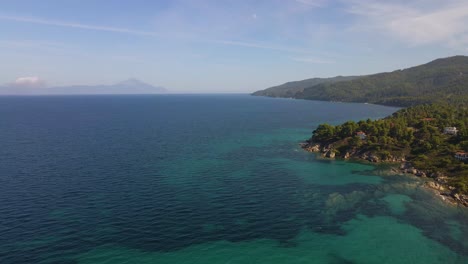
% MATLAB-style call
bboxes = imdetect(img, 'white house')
[455,152,468,161]
[444,127,458,135]
[356,131,367,140]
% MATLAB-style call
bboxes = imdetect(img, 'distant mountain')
[252,56,468,107]
[252,76,360,98]
[0,78,167,95]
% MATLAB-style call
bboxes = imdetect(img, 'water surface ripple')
[0,95,467,264]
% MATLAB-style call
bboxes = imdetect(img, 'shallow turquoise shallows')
[0,94,467,264]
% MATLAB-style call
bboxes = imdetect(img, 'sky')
[1,0,468,93]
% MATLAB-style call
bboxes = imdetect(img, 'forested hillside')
[253,56,468,107]
[252,76,359,98]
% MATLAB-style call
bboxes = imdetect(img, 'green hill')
[253,56,468,107]
[251,76,359,98]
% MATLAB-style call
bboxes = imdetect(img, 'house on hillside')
[356,131,367,140]
[444,127,458,135]
[455,152,468,161]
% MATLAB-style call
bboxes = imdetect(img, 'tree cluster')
[311,103,468,192]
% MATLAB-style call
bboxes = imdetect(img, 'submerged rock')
[325,191,367,216]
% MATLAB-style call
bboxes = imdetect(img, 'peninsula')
[253,56,468,206]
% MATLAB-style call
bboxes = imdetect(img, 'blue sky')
[1,0,467,93]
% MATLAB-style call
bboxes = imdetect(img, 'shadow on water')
[328,253,356,264]
[5,155,468,263]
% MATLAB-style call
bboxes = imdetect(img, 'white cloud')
[346,0,468,48]
[11,76,46,88]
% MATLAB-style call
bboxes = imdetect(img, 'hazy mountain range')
[0,79,167,95]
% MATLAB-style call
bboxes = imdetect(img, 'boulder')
[368,154,379,163]
[426,181,445,191]
[308,144,321,152]
[325,150,336,158]
[453,193,468,207]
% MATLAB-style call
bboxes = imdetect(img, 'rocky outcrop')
[360,152,380,163]
[302,143,321,152]
[301,141,405,163]
[399,162,468,207]
[325,150,336,158]
[452,193,468,207]
[400,162,424,177]
[302,142,336,159]
[301,141,468,208]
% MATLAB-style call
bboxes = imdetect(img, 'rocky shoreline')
[301,141,468,207]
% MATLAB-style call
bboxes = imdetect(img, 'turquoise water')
[0,95,467,263]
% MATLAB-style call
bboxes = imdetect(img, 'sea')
[0,94,467,264]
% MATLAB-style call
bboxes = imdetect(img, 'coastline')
[253,91,468,208]
[301,141,468,207]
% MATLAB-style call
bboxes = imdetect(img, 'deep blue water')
[1,94,467,263]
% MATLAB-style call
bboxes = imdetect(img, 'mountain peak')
[117,78,151,87]
[113,78,168,93]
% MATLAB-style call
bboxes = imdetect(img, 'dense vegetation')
[311,103,468,192]
[252,76,359,98]
[253,56,468,107]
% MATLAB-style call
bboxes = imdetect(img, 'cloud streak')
[295,0,327,7]
[0,14,323,55]
[289,57,334,64]
[0,15,160,36]
[212,40,316,54]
